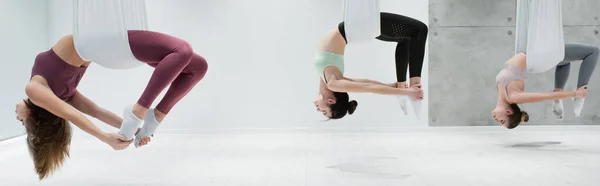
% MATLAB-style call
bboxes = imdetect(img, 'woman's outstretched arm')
[343,77,396,87]
[326,78,416,96]
[25,82,131,150]
[509,91,575,104]
[68,90,123,129]
[510,85,588,104]
[25,83,108,140]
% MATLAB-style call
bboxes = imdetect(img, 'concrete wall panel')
[429,0,600,126]
[562,0,600,26]
[429,0,516,27]
[429,27,515,126]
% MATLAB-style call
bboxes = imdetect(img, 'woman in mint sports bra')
[492,44,598,129]
[313,12,427,119]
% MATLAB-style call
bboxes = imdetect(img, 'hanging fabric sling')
[73,0,149,70]
[515,0,565,73]
[343,0,381,43]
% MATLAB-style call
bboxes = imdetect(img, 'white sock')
[396,96,408,115]
[134,109,160,148]
[573,98,585,117]
[410,98,422,120]
[118,105,143,141]
[552,100,564,120]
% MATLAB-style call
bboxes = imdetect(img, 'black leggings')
[338,12,428,82]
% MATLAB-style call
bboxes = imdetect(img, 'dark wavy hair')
[23,98,72,180]
[329,92,358,119]
[506,104,529,129]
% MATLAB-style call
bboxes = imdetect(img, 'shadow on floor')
[508,141,562,148]
[503,141,600,154]
[327,156,411,179]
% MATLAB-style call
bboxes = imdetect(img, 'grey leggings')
[555,43,600,89]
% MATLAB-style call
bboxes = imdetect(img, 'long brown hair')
[23,99,72,180]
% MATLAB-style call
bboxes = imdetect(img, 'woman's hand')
[574,85,589,98]
[405,86,424,100]
[100,132,132,150]
[395,82,423,99]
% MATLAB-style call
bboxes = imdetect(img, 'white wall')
[47,0,429,131]
[0,0,49,140]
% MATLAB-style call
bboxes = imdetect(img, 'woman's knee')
[416,21,428,35]
[175,41,195,59]
[189,54,208,77]
[338,22,346,34]
[591,46,600,56]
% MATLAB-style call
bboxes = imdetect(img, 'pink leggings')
[127,30,208,114]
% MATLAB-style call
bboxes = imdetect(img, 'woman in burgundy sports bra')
[14,30,208,180]
[492,43,598,129]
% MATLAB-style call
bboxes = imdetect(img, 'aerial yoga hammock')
[493,0,596,129]
[342,0,381,43]
[73,0,158,146]
[517,0,596,119]
[342,0,424,119]
[73,0,148,70]
[21,0,208,179]
[515,0,565,73]
[73,0,208,147]
[515,0,596,117]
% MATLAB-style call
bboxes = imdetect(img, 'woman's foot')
[132,103,149,119]
[573,86,588,117]
[396,82,409,115]
[397,97,408,115]
[573,98,585,117]
[552,100,564,120]
[552,89,564,120]
[134,109,164,148]
[409,77,423,119]
[118,104,143,140]
[409,77,421,89]
[410,99,422,120]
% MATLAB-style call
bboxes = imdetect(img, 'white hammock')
[515,0,565,73]
[343,0,381,43]
[73,0,148,70]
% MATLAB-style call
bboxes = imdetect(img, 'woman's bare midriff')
[318,29,347,55]
[52,35,90,68]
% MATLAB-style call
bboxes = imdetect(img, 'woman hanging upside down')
[492,43,598,129]
[15,30,208,179]
[313,12,427,119]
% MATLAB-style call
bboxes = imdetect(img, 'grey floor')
[1,126,599,186]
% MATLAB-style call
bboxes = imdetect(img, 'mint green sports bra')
[315,51,344,82]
